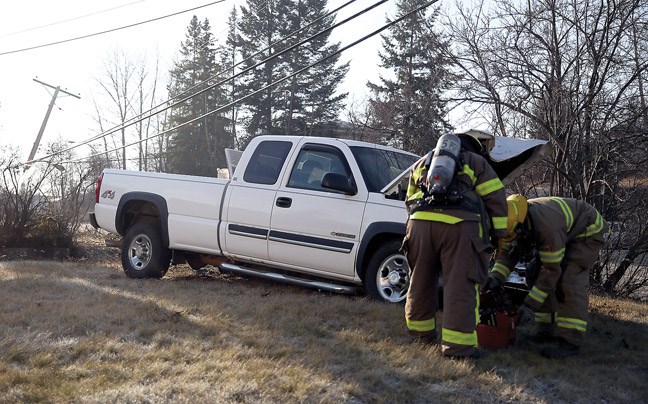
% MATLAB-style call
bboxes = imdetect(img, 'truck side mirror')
[321,172,357,195]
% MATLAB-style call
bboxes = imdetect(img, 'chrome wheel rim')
[376,254,409,303]
[129,234,152,270]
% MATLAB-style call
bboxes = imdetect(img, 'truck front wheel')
[121,222,171,279]
[364,240,410,303]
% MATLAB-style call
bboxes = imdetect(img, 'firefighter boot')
[527,325,559,344]
[408,330,437,345]
[446,348,486,361]
[541,339,580,359]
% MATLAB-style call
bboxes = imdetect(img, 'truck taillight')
[95,173,104,203]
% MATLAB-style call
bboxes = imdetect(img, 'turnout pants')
[403,219,491,357]
[535,233,606,346]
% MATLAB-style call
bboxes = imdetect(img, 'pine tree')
[285,0,348,136]
[367,0,453,155]
[217,6,242,147]
[235,0,348,144]
[167,16,234,177]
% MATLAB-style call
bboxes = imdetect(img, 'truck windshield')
[350,147,418,193]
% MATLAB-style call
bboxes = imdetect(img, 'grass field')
[1,254,647,403]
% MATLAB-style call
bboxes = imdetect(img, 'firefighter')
[402,132,508,359]
[484,194,608,359]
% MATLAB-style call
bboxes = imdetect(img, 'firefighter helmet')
[505,194,528,240]
[457,129,495,155]
[457,132,484,155]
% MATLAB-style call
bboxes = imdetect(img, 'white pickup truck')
[91,133,547,303]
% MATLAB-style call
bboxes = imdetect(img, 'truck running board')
[219,262,358,295]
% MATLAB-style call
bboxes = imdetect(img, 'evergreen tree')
[367,1,453,155]
[167,16,234,176]
[217,6,242,147]
[235,0,348,144]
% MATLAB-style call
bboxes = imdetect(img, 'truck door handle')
[276,197,292,208]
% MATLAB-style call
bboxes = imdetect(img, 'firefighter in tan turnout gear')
[485,195,608,359]
[403,132,508,359]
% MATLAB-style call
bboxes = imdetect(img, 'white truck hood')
[381,135,550,195]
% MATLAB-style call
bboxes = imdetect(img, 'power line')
[59,0,441,167]
[30,0,393,166]
[0,0,228,56]
[27,0,372,165]
[0,0,146,38]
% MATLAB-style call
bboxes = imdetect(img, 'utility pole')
[27,78,81,164]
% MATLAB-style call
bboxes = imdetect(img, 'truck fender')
[116,192,170,247]
[356,221,406,277]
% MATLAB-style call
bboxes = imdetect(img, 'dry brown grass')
[0,253,647,403]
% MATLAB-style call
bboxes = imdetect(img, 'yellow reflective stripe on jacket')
[459,164,477,186]
[406,166,426,201]
[492,262,510,278]
[406,317,436,332]
[550,197,574,231]
[535,312,553,324]
[475,177,504,196]
[528,285,548,305]
[410,211,464,223]
[442,328,477,347]
[492,216,507,230]
[576,210,605,238]
[407,190,423,202]
[557,316,587,333]
[539,248,565,264]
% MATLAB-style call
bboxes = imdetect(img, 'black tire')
[364,240,410,303]
[185,254,205,271]
[121,222,171,279]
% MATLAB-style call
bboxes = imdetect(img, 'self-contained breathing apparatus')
[414,133,464,208]
[411,133,482,214]
[409,133,494,247]
[426,133,462,196]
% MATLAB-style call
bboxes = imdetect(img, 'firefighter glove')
[483,275,502,292]
[516,304,534,326]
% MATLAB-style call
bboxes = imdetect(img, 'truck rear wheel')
[365,240,410,303]
[121,222,171,279]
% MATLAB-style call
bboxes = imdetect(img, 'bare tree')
[0,148,50,246]
[90,96,114,168]
[443,0,648,296]
[95,50,135,170]
[342,97,390,143]
[128,48,167,172]
[92,49,167,171]
[0,140,108,251]
[41,141,105,246]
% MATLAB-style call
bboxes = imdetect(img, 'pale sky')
[0,0,465,163]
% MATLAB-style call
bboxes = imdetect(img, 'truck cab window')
[243,141,292,184]
[350,146,418,192]
[287,146,352,192]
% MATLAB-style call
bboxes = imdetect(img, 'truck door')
[223,140,293,261]
[268,143,367,279]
